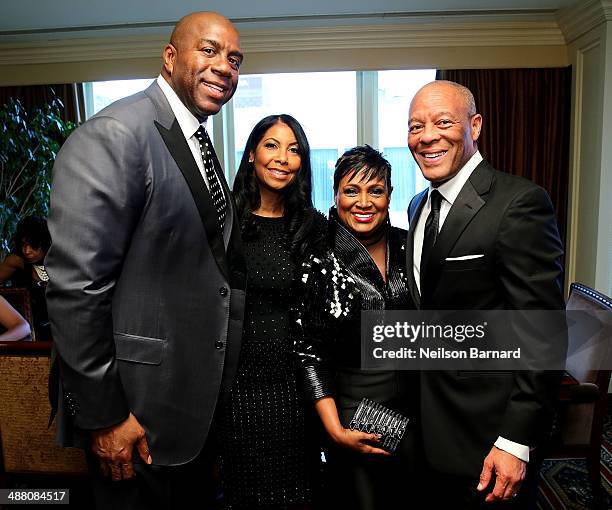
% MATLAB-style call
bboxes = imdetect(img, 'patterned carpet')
[537,401,612,509]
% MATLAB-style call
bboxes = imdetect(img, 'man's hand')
[477,446,526,503]
[90,412,152,481]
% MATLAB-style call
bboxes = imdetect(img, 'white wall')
[563,2,612,298]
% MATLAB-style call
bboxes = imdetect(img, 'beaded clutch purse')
[349,398,409,453]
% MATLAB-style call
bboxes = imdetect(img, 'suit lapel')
[421,162,492,303]
[145,81,246,290]
[155,118,230,281]
[406,189,428,308]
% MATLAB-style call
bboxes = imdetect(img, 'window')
[85,79,154,118]
[228,70,435,225]
[85,70,436,227]
[232,72,357,216]
[378,70,435,227]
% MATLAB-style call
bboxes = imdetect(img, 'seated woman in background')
[0,295,31,342]
[0,215,50,286]
[294,146,418,510]
[0,216,51,340]
[221,114,326,510]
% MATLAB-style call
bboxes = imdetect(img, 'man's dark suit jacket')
[46,82,246,466]
[406,159,564,478]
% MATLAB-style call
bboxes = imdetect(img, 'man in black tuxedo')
[406,80,564,508]
[46,12,246,508]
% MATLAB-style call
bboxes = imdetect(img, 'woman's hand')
[329,426,390,455]
[314,396,390,456]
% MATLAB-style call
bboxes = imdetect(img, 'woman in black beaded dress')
[294,146,418,510]
[222,114,325,509]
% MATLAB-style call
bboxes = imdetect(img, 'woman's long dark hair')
[233,114,323,260]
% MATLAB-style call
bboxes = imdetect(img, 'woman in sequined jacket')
[294,145,418,510]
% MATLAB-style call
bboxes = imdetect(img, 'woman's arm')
[0,296,31,341]
[293,254,336,399]
[315,397,389,455]
[0,254,25,283]
[294,254,388,456]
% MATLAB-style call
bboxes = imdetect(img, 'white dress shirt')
[411,150,530,463]
[412,150,483,294]
[156,75,211,188]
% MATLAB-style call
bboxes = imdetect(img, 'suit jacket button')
[219,286,228,297]
[215,340,224,349]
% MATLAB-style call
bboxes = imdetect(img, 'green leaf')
[0,93,77,255]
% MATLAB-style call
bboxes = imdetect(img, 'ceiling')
[2,1,579,33]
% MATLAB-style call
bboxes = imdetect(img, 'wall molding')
[0,36,165,65]
[0,9,562,38]
[0,20,566,67]
[567,41,589,286]
[566,37,603,290]
[558,0,612,44]
[239,22,565,52]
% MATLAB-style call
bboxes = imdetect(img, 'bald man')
[405,81,564,508]
[47,12,246,508]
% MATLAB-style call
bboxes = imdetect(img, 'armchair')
[546,282,612,508]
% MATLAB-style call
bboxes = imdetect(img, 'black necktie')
[195,126,227,231]
[420,189,443,288]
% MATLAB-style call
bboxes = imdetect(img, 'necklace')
[33,264,49,282]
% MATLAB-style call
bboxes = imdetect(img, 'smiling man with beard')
[46,11,246,509]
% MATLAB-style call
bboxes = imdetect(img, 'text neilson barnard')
[372,347,521,359]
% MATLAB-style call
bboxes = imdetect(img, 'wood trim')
[0,341,52,354]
